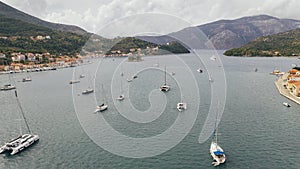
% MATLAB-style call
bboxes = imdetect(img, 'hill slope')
[138,15,300,49]
[0,14,89,56]
[224,28,300,57]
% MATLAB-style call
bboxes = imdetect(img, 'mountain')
[0,1,88,35]
[224,28,300,57]
[137,15,300,49]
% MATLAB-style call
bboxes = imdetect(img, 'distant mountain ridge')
[0,1,88,35]
[138,15,300,49]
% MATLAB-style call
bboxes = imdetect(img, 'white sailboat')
[0,91,39,155]
[116,76,125,101]
[81,73,94,95]
[22,70,32,82]
[22,77,32,82]
[210,113,226,166]
[95,84,108,113]
[82,88,94,94]
[1,73,16,90]
[160,66,170,92]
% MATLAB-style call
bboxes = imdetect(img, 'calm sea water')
[0,50,299,169]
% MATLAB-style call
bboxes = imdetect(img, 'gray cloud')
[2,0,300,34]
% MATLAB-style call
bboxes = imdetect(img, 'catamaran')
[177,102,187,111]
[0,91,39,155]
[160,66,170,92]
[0,84,16,90]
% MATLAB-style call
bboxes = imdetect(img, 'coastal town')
[275,67,300,104]
[0,52,84,73]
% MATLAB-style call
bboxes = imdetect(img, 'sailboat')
[81,73,94,95]
[116,76,125,101]
[210,113,226,166]
[22,77,32,82]
[22,70,32,82]
[0,91,39,155]
[160,66,170,92]
[95,84,108,112]
[82,87,94,94]
[1,72,16,90]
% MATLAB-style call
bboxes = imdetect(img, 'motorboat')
[82,88,94,94]
[116,94,125,101]
[1,84,16,91]
[0,134,39,155]
[210,55,217,61]
[283,102,291,107]
[197,68,203,73]
[79,74,85,78]
[177,102,187,111]
[94,103,108,112]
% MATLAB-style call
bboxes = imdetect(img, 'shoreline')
[275,73,300,105]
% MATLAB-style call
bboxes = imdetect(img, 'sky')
[2,0,300,35]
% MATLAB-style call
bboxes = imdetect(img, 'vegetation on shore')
[224,28,300,57]
[105,37,189,55]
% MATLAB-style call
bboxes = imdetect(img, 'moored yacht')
[0,134,39,155]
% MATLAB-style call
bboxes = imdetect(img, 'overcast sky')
[2,0,300,35]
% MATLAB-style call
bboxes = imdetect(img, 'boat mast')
[102,84,106,104]
[164,66,167,85]
[15,91,31,134]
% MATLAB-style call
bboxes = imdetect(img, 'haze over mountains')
[138,15,300,49]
